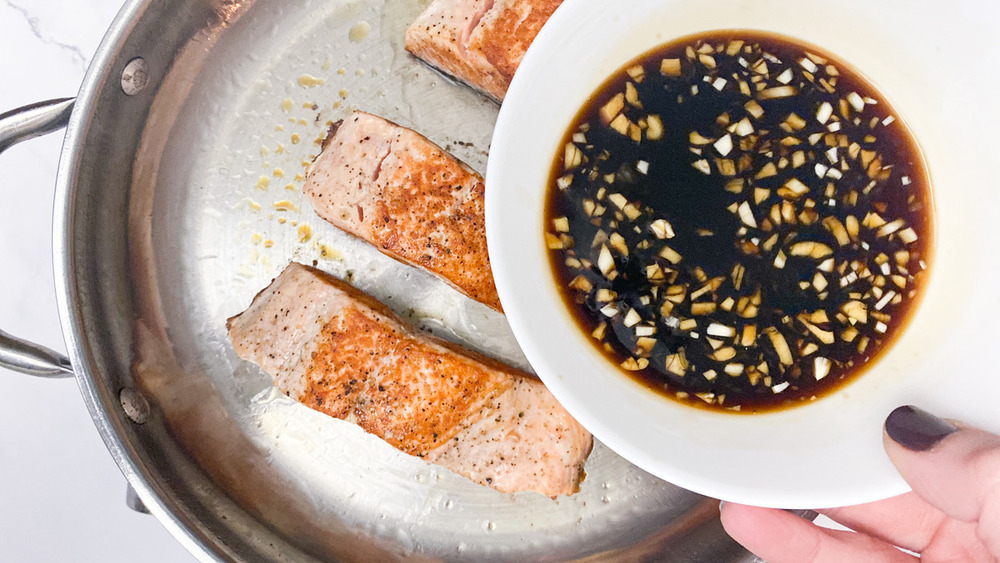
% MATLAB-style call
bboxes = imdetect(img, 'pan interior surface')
[62,0,736,560]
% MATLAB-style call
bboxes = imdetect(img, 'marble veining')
[3,0,89,71]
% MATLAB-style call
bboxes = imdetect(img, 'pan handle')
[0,98,76,379]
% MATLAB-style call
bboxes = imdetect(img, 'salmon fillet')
[304,111,501,311]
[405,0,563,101]
[227,262,593,497]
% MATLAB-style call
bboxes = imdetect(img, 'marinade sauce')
[545,31,933,413]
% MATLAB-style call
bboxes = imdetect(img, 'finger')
[823,494,989,559]
[884,405,1000,556]
[821,492,945,552]
[720,502,917,563]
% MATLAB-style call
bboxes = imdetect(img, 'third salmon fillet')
[405,0,563,101]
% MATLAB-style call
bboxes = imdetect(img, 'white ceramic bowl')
[487,0,1000,508]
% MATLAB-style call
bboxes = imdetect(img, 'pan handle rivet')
[121,57,150,96]
[120,387,150,424]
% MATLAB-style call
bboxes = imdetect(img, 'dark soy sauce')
[545,31,933,413]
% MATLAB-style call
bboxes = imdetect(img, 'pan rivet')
[121,57,150,96]
[120,387,150,424]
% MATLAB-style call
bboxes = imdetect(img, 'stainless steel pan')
[0,0,759,560]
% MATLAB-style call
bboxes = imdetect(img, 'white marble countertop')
[0,0,193,560]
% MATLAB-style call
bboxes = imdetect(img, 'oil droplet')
[297,118,307,126]
[321,55,333,71]
[333,101,342,109]
[248,199,262,211]
[273,200,299,212]
[318,243,343,260]
[348,21,371,42]
[294,173,304,182]
[260,145,269,157]
[251,233,263,245]
[355,68,366,77]
[275,144,286,155]
[291,134,301,145]
[298,224,312,242]
[277,217,287,224]
[337,68,346,75]
[263,239,274,249]
[297,73,326,88]
[275,124,284,132]
[280,98,294,112]
[338,89,349,99]
[255,176,270,191]
[285,183,296,191]
[273,168,284,178]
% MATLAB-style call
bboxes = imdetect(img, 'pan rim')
[52,0,222,560]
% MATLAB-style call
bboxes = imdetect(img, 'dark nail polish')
[885,405,958,452]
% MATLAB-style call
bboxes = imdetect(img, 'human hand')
[720,406,1000,562]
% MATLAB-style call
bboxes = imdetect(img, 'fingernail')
[718,500,727,512]
[885,405,958,452]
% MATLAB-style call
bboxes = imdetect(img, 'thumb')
[884,405,1000,556]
